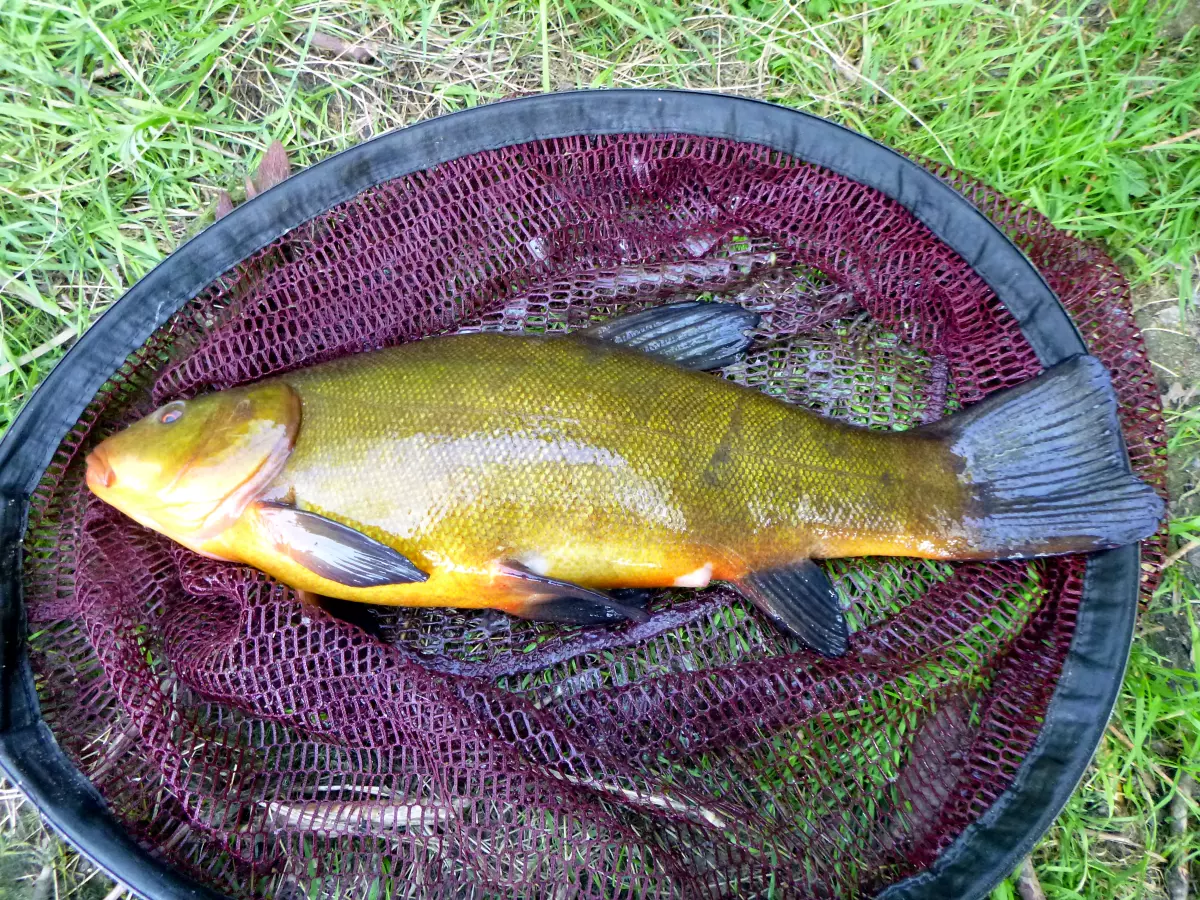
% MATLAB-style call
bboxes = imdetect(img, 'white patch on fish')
[519,552,550,576]
[917,540,937,554]
[673,562,713,588]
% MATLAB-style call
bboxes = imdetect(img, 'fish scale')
[266,334,961,589]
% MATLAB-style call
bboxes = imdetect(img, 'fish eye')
[159,403,185,425]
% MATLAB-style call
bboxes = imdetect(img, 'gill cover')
[85,382,300,547]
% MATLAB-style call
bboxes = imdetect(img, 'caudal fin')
[926,355,1163,557]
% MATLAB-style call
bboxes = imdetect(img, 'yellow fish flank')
[85,303,1163,656]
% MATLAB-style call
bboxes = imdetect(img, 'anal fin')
[498,561,651,625]
[736,560,849,657]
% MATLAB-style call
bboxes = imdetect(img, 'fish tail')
[925,355,1163,557]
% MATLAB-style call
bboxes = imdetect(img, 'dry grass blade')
[543,767,728,829]
[1140,128,1200,151]
[261,797,459,833]
[1163,538,1200,569]
[1016,856,1046,900]
[309,30,378,62]
[214,190,235,221]
[30,864,53,900]
[247,141,293,199]
[1167,775,1194,900]
[0,328,79,379]
[1107,724,1200,813]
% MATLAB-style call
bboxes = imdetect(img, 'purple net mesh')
[22,133,1166,899]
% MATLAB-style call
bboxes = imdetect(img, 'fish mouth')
[85,449,114,490]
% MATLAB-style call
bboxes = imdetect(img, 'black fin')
[510,595,651,626]
[580,301,760,370]
[256,503,428,587]
[924,355,1164,556]
[736,561,849,657]
[498,561,652,625]
[313,594,389,640]
[609,588,656,608]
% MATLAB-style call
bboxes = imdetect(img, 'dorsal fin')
[577,301,760,370]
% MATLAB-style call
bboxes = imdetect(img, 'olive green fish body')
[232,335,962,603]
[86,302,1164,654]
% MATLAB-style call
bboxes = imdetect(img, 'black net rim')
[0,89,1139,900]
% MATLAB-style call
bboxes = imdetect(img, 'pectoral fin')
[736,560,849,657]
[497,561,651,625]
[255,503,428,588]
[579,301,760,370]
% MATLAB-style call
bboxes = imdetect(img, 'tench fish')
[85,302,1164,656]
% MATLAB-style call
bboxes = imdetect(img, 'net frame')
[0,90,1153,900]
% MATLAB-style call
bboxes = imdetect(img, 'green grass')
[0,0,1197,897]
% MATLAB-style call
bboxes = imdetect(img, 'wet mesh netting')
[23,133,1166,899]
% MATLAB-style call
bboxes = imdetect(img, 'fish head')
[85,382,301,548]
